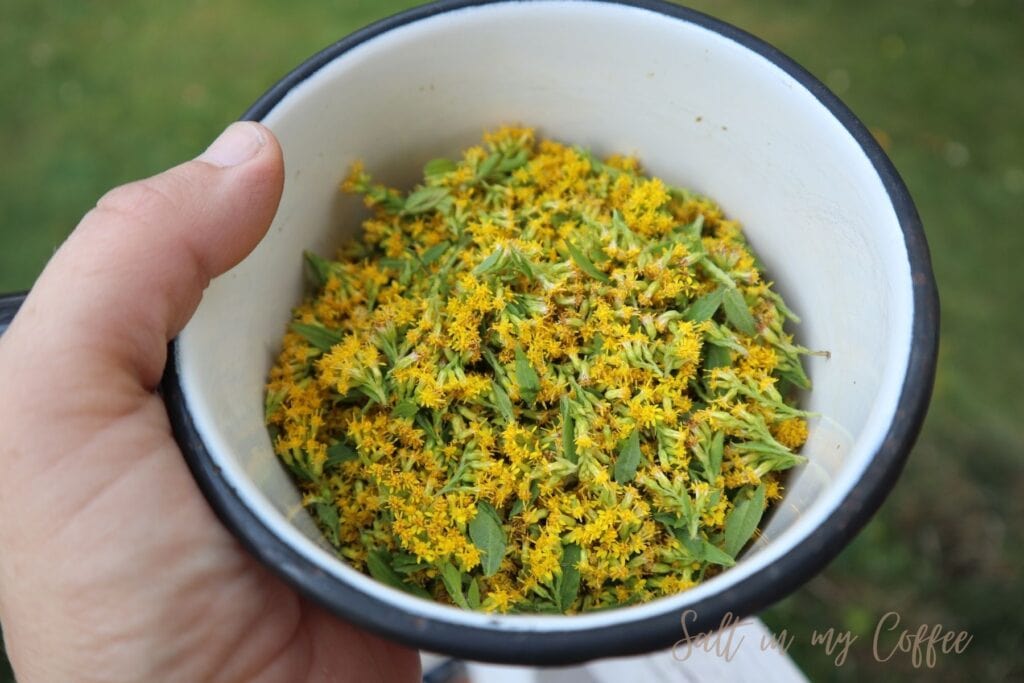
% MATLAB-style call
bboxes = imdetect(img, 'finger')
[3,121,284,392]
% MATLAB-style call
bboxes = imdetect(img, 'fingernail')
[198,122,266,167]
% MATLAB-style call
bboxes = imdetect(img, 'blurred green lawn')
[2,1,1022,681]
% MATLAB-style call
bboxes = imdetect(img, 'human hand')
[0,122,421,683]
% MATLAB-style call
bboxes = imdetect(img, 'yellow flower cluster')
[265,126,814,613]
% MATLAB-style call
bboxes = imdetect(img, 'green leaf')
[418,241,450,267]
[779,359,812,390]
[391,399,420,419]
[469,501,506,576]
[700,541,736,568]
[509,498,524,517]
[424,157,457,179]
[561,396,577,464]
[653,512,683,529]
[440,561,471,609]
[557,544,582,612]
[290,322,344,352]
[722,288,757,336]
[496,148,529,173]
[676,535,735,568]
[675,227,703,258]
[366,551,432,599]
[303,250,332,288]
[314,502,339,545]
[378,257,407,271]
[264,388,286,421]
[390,552,424,575]
[775,375,799,400]
[680,214,705,244]
[613,429,642,484]
[467,577,481,610]
[364,183,406,213]
[510,251,535,280]
[473,247,504,276]
[684,288,724,323]
[267,423,282,446]
[567,242,611,283]
[723,484,767,557]
[514,345,541,404]
[611,209,634,236]
[525,601,564,614]
[325,441,358,467]
[476,152,502,180]
[491,382,515,422]
[704,343,732,370]
[403,186,450,215]
[506,299,527,318]
[283,459,313,483]
[708,430,725,479]
[480,499,503,526]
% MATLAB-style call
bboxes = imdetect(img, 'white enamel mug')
[154,0,939,664]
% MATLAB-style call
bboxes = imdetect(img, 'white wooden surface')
[421,618,807,683]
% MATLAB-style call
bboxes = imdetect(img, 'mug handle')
[0,291,27,337]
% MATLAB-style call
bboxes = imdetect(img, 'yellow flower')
[774,418,809,449]
[340,159,367,193]
[484,587,514,613]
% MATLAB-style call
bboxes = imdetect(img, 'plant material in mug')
[264,127,813,613]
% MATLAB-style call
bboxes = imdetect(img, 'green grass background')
[1,1,1021,681]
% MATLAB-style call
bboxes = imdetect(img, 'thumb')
[3,121,283,392]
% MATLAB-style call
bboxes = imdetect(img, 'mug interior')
[176,0,914,635]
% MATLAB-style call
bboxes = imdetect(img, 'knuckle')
[94,170,199,223]
[96,180,174,219]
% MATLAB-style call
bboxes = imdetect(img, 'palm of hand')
[1,389,414,682]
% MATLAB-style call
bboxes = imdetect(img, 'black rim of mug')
[0,291,28,337]
[161,0,940,664]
